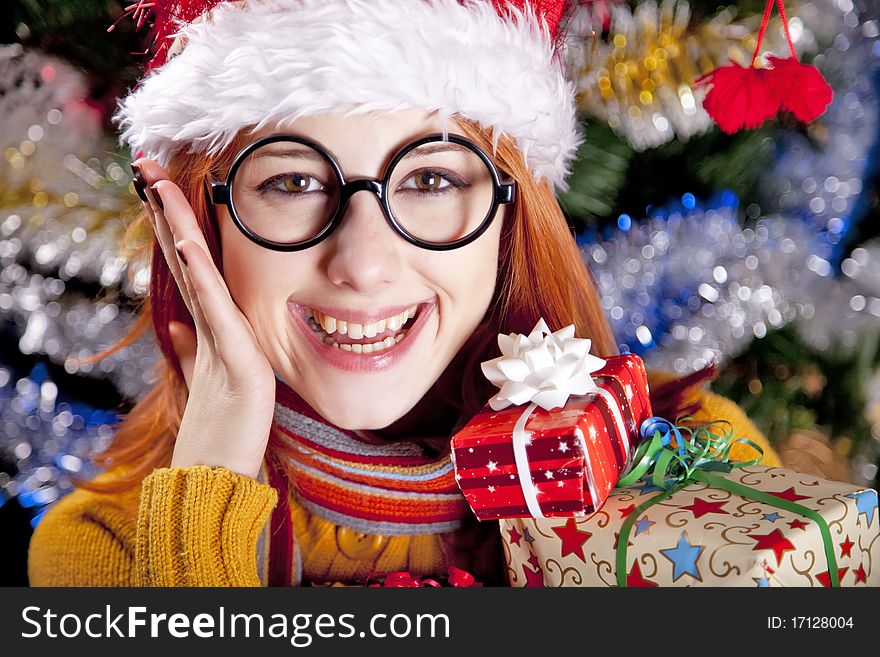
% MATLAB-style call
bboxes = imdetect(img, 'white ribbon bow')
[480,318,607,412]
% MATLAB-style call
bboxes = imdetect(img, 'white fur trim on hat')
[114,0,581,190]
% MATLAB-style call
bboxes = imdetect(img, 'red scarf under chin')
[268,381,470,536]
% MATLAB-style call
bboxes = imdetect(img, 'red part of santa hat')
[115,0,580,190]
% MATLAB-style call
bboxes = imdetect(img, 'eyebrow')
[398,142,467,161]
[250,147,327,163]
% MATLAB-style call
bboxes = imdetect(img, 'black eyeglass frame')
[208,133,516,252]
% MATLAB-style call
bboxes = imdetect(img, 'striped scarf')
[269,381,469,536]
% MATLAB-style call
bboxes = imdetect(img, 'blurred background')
[1,0,878,585]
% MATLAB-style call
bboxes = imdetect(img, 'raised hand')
[134,159,277,480]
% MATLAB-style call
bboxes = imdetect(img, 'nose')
[324,187,402,292]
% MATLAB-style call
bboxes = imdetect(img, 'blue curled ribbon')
[616,415,764,490]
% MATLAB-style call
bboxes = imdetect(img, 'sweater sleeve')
[28,481,139,586]
[687,388,781,467]
[29,466,278,587]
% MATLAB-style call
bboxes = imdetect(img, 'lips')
[287,299,436,372]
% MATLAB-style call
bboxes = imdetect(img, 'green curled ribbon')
[614,416,840,587]
[617,416,764,490]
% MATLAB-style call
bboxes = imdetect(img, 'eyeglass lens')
[229,141,496,246]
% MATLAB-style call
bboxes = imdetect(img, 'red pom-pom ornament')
[695,0,833,134]
[766,55,835,123]
[365,566,481,588]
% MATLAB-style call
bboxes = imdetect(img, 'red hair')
[82,120,709,493]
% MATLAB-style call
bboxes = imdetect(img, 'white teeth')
[305,305,418,336]
[312,327,409,353]
[304,304,418,355]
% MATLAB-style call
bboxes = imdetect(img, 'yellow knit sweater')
[28,382,780,587]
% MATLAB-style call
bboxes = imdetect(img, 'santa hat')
[114,0,580,190]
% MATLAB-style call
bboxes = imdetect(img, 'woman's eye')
[401,170,463,193]
[261,173,324,194]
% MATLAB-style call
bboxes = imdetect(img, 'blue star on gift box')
[846,491,877,527]
[660,531,704,583]
[633,516,655,536]
[634,477,664,496]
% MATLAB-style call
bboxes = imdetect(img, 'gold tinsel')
[566,0,813,149]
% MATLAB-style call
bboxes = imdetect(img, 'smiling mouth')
[303,304,425,353]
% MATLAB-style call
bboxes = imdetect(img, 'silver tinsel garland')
[586,206,880,367]
[0,45,156,510]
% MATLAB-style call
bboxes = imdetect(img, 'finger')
[150,179,214,257]
[132,160,193,313]
[148,180,218,336]
[133,160,173,249]
[168,320,197,392]
[143,195,201,325]
[175,239,260,360]
[152,179,237,304]
[172,237,213,343]
[133,162,213,336]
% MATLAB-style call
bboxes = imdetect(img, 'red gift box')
[451,354,651,520]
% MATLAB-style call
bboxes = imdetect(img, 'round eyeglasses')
[208,134,516,251]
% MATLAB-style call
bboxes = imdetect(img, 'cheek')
[438,223,501,316]
[218,218,300,317]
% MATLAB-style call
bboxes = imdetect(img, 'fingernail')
[151,183,165,211]
[175,243,188,266]
[130,164,148,203]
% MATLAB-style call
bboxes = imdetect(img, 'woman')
[28,0,779,587]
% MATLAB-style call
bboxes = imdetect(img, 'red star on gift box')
[787,519,808,531]
[839,535,854,559]
[766,487,809,502]
[816,567,849,587]
[507,527,523,547]
[618,504,636,518]
[521,564,545,587]
[749,528,796,566]
[681,497,729,518]
[853,564,867,584]
[527,553,541,571]
[626,561,658,587]
[613,531,634,550]
[551,518,592,562]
